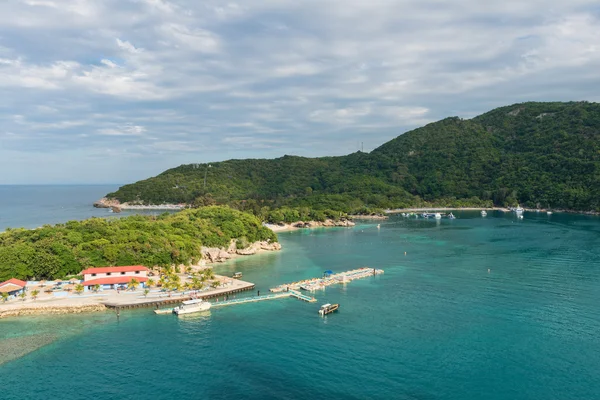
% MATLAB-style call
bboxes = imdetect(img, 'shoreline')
[0,274,255,319]
[386,207,600,215]
[264,219,355,233]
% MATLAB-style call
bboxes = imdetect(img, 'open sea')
[1,185,600,399]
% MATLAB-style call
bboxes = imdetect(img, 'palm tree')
[128,278,140,291]
[19,291,27,301]
[211,280,220,289]
[75,284,84,295]
[158,277,166,288]
[31,290,40,300]
[93,284,100,293]
[185,266,193,274]
[191,277,201,290]
[143,289,150,297]
[203,269,215,280]
[1,292,8,302]
[146,278,155,288]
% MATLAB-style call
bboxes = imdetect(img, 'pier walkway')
[211,290,316,307]
[211,292,291,307]
[289,290,317,302]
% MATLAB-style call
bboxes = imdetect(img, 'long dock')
[211,292,292,307]
[270,267,384,293]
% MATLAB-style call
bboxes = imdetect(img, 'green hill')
[106,102,600,212]
[0,207,276,281]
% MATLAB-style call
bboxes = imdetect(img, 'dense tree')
[0,207,276,281]
[106,102,600,213]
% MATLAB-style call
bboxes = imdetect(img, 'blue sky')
[1,0,599,184]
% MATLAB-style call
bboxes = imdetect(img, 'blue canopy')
[324,270,333,274]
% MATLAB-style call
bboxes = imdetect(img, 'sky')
[1,0,599,184]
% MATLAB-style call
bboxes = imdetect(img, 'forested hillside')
[106,102,600,212]
[0,207,276,281]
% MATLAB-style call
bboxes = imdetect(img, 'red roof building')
[0,278,27,294]
[80,266,149,275]
[82,276,148,287]
[81,266,150,290]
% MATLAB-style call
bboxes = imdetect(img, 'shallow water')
[1,211,600,399]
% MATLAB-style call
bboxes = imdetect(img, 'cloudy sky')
[1,0,599,184]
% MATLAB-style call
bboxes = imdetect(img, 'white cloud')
[1,0,600,183]
[98,125,146,136]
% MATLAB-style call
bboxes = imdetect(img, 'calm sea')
[0,184,168,231]
[1,186,600,399]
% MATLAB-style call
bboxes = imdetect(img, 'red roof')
[81,265,149,275]
[0,278,27,288]
[82,276,148,286]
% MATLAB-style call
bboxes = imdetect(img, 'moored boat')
[481,210,487,217]
[233,272,242,279]
[173,299,211,315]
[448,212,456,219]
[319,303,339,316]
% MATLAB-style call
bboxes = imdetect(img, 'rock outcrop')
[202,240,282,262]
[0,304,107,319]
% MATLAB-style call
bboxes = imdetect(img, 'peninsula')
[101,102,600,215]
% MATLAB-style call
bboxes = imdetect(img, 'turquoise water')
[2,197,600,398]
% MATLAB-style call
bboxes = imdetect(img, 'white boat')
[173,299,211,315]
[319,303,339,316]
[434,213,442,220]
[515,206,524,213]
[448,213,456,219]
[481,211,487,217]
[518,214,524,219]
[547,211,553,215]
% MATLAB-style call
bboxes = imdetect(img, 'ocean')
[1,186,600,399]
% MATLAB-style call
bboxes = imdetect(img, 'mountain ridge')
[106,101,600,212]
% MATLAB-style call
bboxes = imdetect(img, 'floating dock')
[270,267,384,293]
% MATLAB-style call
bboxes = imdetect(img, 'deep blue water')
[1,187,600,399]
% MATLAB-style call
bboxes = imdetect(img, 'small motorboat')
[547,211,553,215]
[173,299,211,315]
[319,303,339,316]
[481,211,487,217]
[448,213,456,219]
[233,272,242,279]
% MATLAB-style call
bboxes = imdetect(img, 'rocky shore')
[201,239,282,263]
[0,304,107,319]
[93,197,185,210]
[349,214,389,220]
[264,219,355,233]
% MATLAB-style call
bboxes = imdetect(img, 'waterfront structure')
[81,266,149,291]
[0,278,27,297]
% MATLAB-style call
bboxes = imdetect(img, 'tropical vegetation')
[106,102,600,213]
[0,206,276,281]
